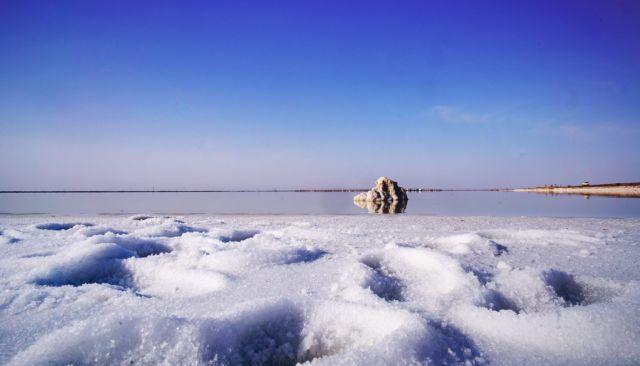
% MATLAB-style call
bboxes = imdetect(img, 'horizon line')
[3,181,638,194]
[0,188,507,194]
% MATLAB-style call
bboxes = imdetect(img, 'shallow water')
[1,191,639,218]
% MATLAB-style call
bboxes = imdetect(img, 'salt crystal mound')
[353,176,409,203]
[1,214,639,365]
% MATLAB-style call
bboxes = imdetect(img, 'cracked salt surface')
[0,215,639,365]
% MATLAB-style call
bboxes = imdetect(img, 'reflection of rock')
[354,177,409,214]
[354,177,408,203]
[355,199,407,214]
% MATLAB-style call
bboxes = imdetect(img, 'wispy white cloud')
[430,105,489,124]
[531,121,639,142]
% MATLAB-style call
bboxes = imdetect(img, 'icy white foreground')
[1,215,639,365]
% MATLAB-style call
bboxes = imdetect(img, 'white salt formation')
[1,214,639,365]
[354,176,408,203]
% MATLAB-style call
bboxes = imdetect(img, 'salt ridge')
[0,215,639,365]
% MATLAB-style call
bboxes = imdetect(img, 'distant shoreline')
[2,183,638,197]
[0,188,501,194]
[512,182,640,198]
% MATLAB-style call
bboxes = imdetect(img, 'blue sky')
[1,1,639,189]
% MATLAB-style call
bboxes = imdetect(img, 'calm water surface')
[1,192,639,218]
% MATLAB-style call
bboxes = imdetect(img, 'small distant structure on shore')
[581,181,590,186]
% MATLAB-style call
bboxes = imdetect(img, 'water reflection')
[354,199,407,214]
[1,191,639,218]
[520,191,640,199]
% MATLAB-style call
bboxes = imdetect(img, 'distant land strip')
[0,188,504,193]
[2,184,639,197]
[512,182,640,198]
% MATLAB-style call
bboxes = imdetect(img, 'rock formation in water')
[354,198,407,214]
[353,177,409,204]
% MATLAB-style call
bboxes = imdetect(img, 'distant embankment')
[0,188,498,194]
[513,182,640,197]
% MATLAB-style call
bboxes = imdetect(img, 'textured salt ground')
[0,214,639,365]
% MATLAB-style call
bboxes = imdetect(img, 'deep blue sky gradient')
[1,1,639,189]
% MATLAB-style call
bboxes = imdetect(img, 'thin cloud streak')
[531,121,640,143]
[430,105,489,124]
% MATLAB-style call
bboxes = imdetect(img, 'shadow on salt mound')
[460,267,521,313]
[73,226,128,238]
[244,247,328,267]
[199,246,327,274]
[130,214,155,221]
[426,321,488,366]
[9,313,203,366]
[31,234,173,287]
[478,229,602,247]
[282,248,328,264]
[1,237,20,244]
[483,289,521,313]
[485,266,570,313]
[200,300,305,365]
[201,300,435,365]
[485,266,624,314]
[360,255,405,302]
[451,282,639,364]
[298,301,483,365]
[35,222,94,231]
[90,234,172,257]
[490,241,509,256]
[543,269,586,306]
[362,247,485,312]
[0,230,20,244]
[32,243,135,288]
[20,251,55,258]
[219,230,260,243]
[543,269,624,307]
[134,222,206,238]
